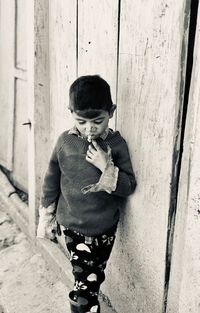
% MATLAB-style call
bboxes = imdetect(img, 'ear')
[109,104,116,118]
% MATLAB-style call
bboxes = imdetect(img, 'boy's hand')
[86,140,110,172]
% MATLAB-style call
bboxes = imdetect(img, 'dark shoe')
[70,301,80,313]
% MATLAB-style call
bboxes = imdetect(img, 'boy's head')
[69,75,115,115]
[69,75,116,139]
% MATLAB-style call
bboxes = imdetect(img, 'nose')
[85,123,96,133]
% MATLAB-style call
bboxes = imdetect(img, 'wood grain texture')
[49,0,77,146]
[26,0,50,236]
[11,0,29,191]
[12,79,28,191]
[101,1,190,312]
[167,7,200,312]
[0,0,15,170]
[16,0,27,70]
[78,0,118,129]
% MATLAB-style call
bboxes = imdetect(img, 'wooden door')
[0,0,15,170]
[0,0,28,192]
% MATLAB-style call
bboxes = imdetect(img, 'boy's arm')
[37,142,61,241]
[40,145,61,208]
[111,140,136,197]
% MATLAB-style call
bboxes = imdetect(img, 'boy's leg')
[63,229,115,313]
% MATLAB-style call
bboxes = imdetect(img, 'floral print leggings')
[63,228,116,313]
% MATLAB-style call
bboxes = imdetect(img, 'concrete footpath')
[0,198,116,313]
[0,201,71,313]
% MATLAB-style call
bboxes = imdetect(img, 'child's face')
[71,110,111,140]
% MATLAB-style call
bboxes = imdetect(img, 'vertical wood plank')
[167,7,200,312]
[26,0,50,237]
[0,0,15,170]
[12,79,28,191]
[49,0,77,147]
[102,1,190,312]
[78,0,118,129]
[11,0,29,191]
[48,0,77,250]
[16,0,27,69]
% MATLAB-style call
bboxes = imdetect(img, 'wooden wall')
[48,0,118,145]
[77,0,118,130]
[49,0,77,146]
[0,0,28,191]
[47,1,190,312]
[102,1,190,312]
[0,0,15,170]
[167,6,200,312]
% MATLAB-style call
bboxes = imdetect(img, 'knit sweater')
[41,129,136,236]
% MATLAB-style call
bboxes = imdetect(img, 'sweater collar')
[68,126,109,140]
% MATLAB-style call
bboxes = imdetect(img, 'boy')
[37,75,136,313]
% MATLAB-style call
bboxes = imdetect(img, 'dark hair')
[69,75,113,113]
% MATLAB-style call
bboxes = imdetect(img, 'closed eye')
[76,118,104,125]
[94,119,104,124]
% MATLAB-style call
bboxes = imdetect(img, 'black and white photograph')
[0,1,199,312]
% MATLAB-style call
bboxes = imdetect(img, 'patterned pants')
[63,228,116,313]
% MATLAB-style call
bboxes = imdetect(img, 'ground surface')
[0,201,70,313]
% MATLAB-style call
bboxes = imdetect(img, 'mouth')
[87,134,95,141]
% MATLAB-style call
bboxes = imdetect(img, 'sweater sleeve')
[112,139,137,197]
[40,143,61,208]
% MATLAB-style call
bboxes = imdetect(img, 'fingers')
[86,154,93,163]
[91,140,101,151]
[86,140,107,160]
[107,145,112,157]
[86,143,95,160]
[86,149,93,159]
[86,140,108,158]
[87,140,99,156]
[88,144,96,154]
[86,142,98,163]
[92,141,110,155]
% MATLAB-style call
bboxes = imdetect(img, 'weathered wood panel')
[12,79,28,191]
[16,0,27,69]
[0,0,15,170]
[167,8,200,313]
[49,0,77,146]
[0,0,28,190]
[11,0,29,191]
[78,0,118,129]
[48,0,77,250]
[26,0,51,236]
[102,1,190,312]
